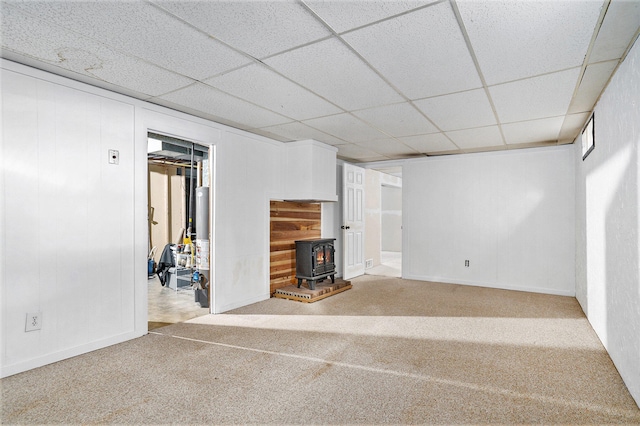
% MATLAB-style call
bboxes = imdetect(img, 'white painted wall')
[285,140,338,202]
[322,161,343,277]
[403,146,575,296]
[381,185,402,252]
[2,65,139,377]
[575,38,640,406]
[364,169,382,267]
[212,129,284,312]
[1,60,335,377]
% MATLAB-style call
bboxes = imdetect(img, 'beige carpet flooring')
[2,275,639,424]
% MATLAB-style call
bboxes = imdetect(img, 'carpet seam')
[152,332,639,420]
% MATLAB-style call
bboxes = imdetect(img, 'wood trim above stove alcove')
[270,200,321,295]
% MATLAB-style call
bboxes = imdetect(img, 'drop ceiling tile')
[153,0,331,58]
[376,167,404,178]
[342,1,482,100]
[414,89,497,131]
[303,113,388,143]
[558,112,590,144]
[247,128,291,143]
[568,60,619,114]
[489,68,581,124]
[502,116,565,145]
[457,0,602,85]
[258,122,347,146]
[7,1,251,81]
[399,133,459,154]
[510,141,558,150]
[358,138,420,157]
[265,37,403,111]
[445,126,504,150]
[157,83,291,129]
[463,145,507,154]
[0,4,193,97]
[589,0,640,63]
[205,64,341,121]
[336,143,390,162]
[304,0,433,33]
[352,102,438,137]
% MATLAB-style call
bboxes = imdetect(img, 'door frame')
[145,131,215,313]
[136,108,221,335]
[342,163,366,280]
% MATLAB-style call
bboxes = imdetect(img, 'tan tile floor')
[147,275,209,325]
[365,251,401,277]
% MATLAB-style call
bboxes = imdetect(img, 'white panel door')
[343,163,365,280]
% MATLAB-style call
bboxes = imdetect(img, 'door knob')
[341,225,350,230]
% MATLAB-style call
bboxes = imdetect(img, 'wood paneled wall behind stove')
[270,201,321,294]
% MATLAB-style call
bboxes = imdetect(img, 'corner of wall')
[575,36,640,407]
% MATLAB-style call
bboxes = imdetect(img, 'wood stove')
[295,238,336,290]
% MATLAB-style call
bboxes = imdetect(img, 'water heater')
[195,186,210,307]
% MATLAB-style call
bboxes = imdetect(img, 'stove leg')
[330,274,335,284]
[308,280,316,290]
[297,278,303,288]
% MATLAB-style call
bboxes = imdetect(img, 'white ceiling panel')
[458,0,603,85]
[361,138,421,157]
[0,4,193,97]
[247,128,290,143]
[342,1,482,100]
[205,64,342,121]
[373,166,403,177]
[153,0,331,59]
[352,102,438,137]
[446,126,504,150]
[157,83,292,129]
[303,113,388,143]
[2,0,634,162]
[6,1,251,81]
[399,133,459,154]
[490,68,581,124]
[502,116,565,145]
[589,0,640,63]
[258,121,347,146]
[569,60,619,114]
[265,37,403,111]
[414,88,497,131]
[558,112,591,144]
[336,143,390,162]
[304,0,433,33]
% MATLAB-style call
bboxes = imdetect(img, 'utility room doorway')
[147,132,212,330]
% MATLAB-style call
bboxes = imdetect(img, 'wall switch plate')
[25,312,42,332]
[108,149,119,165]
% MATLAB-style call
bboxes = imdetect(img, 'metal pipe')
[187,143,195,240]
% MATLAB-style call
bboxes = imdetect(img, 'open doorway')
[364,169,402,278]
[147,132,211,330]
[379,184,402,277]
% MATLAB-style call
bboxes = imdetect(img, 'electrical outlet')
[25,312,42,332]
[108,149,119,165]
[465,260,470,267]
[365,259,373,269]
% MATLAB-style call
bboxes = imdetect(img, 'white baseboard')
[402,274,575,297]
[1,330,144,378]
[215,293,270,314]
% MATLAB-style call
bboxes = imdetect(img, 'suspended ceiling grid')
[1,0,639,163]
